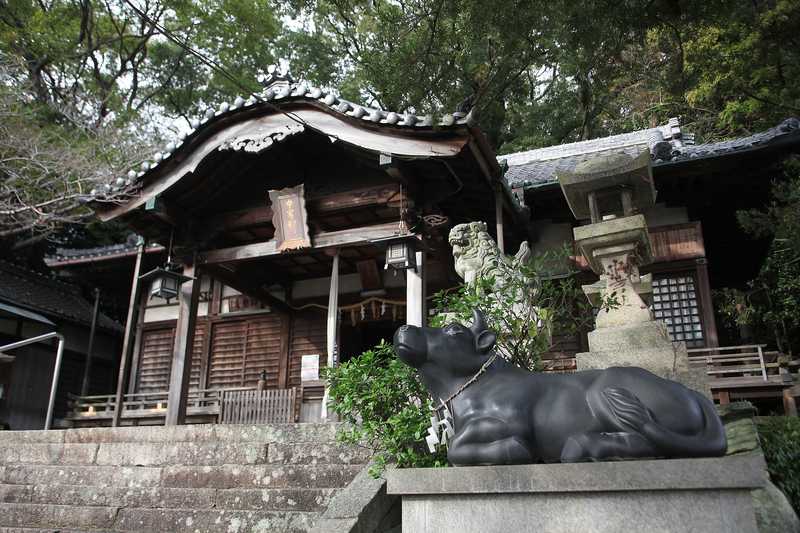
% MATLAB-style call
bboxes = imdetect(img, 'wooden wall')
[649,222,705,263]
[133,310,328,393]
[288,311,327,388]
[208,314,284,389]
[540,332,583,373]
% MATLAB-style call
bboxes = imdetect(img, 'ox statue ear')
[475,330,497,354]
[469,308,487,337]
[469,308,496,354]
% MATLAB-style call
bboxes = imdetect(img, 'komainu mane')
[448,221,531,285]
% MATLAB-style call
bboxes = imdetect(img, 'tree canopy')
[1,0,798,250]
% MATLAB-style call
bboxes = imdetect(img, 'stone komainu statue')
[448,221,531,286]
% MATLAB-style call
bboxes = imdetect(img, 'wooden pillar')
[695,258,719,348]
[784,387,798,417]
[112,239,145,427]
[165,260,200,426]
[321,250,339,421]
[210,278,223,316]
[126,288,150,394]
[494,189,505,254]
[80,288,101,397]
[278,313,292,389]
[406,249,426,327]
[718,391,730,406]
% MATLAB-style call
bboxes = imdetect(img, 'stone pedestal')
[387,455,766,533]
[577,320,711,396]
[574,214,654,329]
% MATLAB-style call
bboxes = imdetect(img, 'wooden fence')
[67,386,299,425]
[219,388,297,424]
[686,344,776,382]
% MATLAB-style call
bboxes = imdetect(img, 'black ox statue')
[393,309,727,466]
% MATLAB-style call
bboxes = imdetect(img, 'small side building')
[502,117,800,410]
[0,261,121,429]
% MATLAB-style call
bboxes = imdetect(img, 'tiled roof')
[87,67,475,201]
[45,236,163,267]
[501,117,800,189]
[0,261,120,332]
[662,117,800,164]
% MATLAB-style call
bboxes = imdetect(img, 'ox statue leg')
[560,431,658,462]
[447,417,534,466]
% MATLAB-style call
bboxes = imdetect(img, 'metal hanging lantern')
[384,238,417,272]
[138,229,193,303]
[139,266,193,303]
[383,183,418,273]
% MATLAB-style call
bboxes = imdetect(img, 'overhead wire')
[120,0,477,181]
[121,0,312,130]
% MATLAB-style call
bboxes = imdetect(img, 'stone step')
[0,423,340,446]
[0,440,366,467]
[0,526,99,533]
[1,483,335,512]
[115,507,317,533]
[267,442,372,465]
[161,464,364,490]
[0,503,118,531]
[3,464,363,490]
[0,503,318,533]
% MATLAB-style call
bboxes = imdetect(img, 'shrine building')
[40,72,800,427]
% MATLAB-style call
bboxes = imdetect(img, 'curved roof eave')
[92,97,478,222]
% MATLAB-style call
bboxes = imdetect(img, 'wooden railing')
[67,386,298,424]
[687,345,783,384]
[219,388,297,424]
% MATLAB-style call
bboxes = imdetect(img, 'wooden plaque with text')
[269,184,311,252]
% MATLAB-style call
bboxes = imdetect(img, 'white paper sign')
[301,354,320,382]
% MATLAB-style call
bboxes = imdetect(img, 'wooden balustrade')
[687,345,778,382]
[686,344,793,406]
[219,388,297,424]
[67,386,299,425]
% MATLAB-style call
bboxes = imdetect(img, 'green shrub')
[757,416,800,513]
[323,247,601,476]
[429,246,600,371]
[323,340,447,477]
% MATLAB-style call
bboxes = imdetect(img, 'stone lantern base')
[577,319,711,397]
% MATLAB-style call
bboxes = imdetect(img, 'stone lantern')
[558,149,708,395]
[559,150,655,328]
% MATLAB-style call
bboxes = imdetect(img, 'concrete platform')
[387,455,767,533]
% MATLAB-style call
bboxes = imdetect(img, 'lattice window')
[652,274,704,348]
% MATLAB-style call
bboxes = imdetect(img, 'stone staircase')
[0,423,371,532]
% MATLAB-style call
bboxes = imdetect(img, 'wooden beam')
[207,205,273,232]
[468,139,496,186]
[112,239,145,427]
[202,183,406,234]
[356,259,384,291]
[165,261,200,426]
[198,222,399,265]
[201,263,292,315]
[145,196,181,227]
[310,183,407,212]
